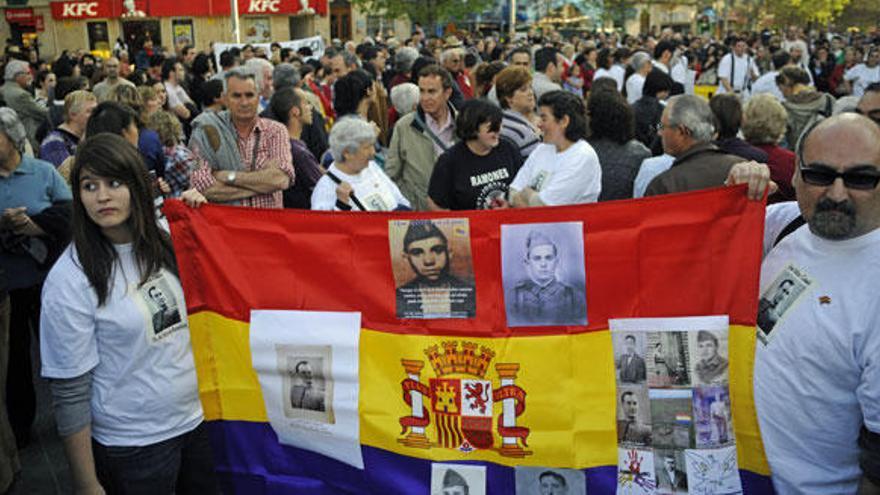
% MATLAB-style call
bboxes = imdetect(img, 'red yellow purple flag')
[165,185,772,494]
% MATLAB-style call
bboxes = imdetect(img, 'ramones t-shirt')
[428,139,523,210]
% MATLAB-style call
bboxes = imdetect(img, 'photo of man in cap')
[504,228,586,326]
[394,219,475,319]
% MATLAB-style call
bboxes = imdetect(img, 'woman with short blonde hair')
[39,90,97,167]
[743,93,796,203]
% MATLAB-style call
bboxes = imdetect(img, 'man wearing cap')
[396,220,475,319]
[439,468,469,495]
[507,230,585,326]
[2,60,48,150]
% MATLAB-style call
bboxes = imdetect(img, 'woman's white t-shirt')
[509,140,602,206]
[41,244,202,446]
[311,161,411,211]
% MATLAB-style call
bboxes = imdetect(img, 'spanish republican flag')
[165,186,772,494]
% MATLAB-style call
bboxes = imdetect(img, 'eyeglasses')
[798,163,880,190]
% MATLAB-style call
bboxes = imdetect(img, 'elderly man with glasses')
[643,95,745,197]
[1,60,48,151]
[732,113,880,494]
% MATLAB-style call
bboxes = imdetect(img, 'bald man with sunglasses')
[730,113,880,494]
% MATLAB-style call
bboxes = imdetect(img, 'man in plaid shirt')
[190,69,294,208]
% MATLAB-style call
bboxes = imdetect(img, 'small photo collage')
[611,316,742,495]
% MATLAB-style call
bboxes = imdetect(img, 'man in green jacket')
[386,64,457,211]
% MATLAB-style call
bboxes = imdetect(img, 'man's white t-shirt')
[625,73,646,104]
[509,140,601,205]
[609,65,627,91]
[670,55,689,88]
[716,52,759,95]
[312,161,411,211]
[41,244,203,446]
[844,63,880,98]
[755,216,880,494]
[593,67,622,91]
[750,70,784,101]
[165,80,194,109]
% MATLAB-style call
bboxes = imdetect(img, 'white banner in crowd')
[212,36,325,69]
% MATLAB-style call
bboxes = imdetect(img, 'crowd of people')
[0,22,879,494]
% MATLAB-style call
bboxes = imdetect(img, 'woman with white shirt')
[509,90,602,207]
[625,51,653,105]
[40,133,215,494]
[311,117,411,211]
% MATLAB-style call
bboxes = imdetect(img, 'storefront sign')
[246,0,280,13]
[5,8,34,23]
[51,1,110,19]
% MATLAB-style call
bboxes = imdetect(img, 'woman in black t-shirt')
[427,99,523,210]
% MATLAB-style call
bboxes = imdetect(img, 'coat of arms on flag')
[398,341,531,457]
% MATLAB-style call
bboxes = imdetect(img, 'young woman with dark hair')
[427,99,522,210]
[40,133,213,495]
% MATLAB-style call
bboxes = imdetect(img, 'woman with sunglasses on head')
[427,99,523,211]
[40,133,214,495]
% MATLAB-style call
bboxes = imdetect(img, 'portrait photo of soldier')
[513,466,587,495]
[389,219,476,319]
[278,345,335,424]
[617,386,652,446]
[689,330,729,385]
[431,463,486,495]
[501,222,587,327]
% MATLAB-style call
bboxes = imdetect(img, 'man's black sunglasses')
[798,163,880,190]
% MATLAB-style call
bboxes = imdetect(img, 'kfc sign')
[246,0,280,12]
[51,0,112,19]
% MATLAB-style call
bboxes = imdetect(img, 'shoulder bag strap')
[325,170,367,211]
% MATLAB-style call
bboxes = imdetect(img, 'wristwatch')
[226,171,237,185]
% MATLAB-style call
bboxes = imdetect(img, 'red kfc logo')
[247,0,280,12]
[62,2,98,16]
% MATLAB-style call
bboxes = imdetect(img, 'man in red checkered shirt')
[189,69,294,209]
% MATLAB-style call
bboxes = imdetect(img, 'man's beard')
[810,198,857,240]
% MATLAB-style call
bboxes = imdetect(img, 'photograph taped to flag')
[501,221,587,327]
[250,310,364,469]
[389,218,476,319]
[611,316,742,495]
[513,466,586,495]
